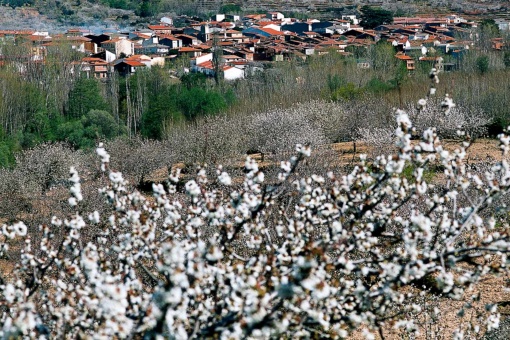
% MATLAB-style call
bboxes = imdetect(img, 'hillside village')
[0,11,508,80]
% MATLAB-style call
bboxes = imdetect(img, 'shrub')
[504,52,510,68]
[332,82,365,101]
[58,110,125,149]
[476,55,490,74]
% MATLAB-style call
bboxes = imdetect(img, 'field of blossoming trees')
[1,65,510,339]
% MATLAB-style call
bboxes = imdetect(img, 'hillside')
[0,0,509,30]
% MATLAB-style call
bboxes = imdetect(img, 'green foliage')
[365,77,395,94]
[0,142,13,168]
[480,19,500,36]
[360,6,393,29]
[0,132,19,168]
[332,83,364,101]
[220,3,241,14]
[101,0,130,9]
[371,41,398,72]
[345,45,367,59]
[136,0,160,17]
[327,74,345,93]
[57,110,124,149]
[503,52,510,68]
[401,164,436,183]
[223,88,236,106]
[3,0,34,8]
[138,69,235,139]
[476,55,489,74]
[141,91,184,139]
[177,87,227,120]
[180,73,207,89]
[389,62,409,88]
[68,77,108,119]
[20,111,55,149]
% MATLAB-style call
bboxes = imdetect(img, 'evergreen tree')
[67,78,108,120]
[360,6,393,29]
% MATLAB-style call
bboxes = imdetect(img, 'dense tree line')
[1,30,510,168]
[0,41,235,166]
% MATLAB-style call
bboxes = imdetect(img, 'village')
[0,10,508,80]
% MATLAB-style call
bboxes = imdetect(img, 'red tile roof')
[0,30,35,35]
[197,60,214,69]
[159,34,181,41]
[148,25,171,30]
[395,54,413,60]
[259,27,282,36]
[125,55,151,61]
[122,60,146,67]
[82,57,107,63]
[179,47,201,52]
[258,21,282,27]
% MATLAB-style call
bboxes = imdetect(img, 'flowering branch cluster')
[1,78,510,339]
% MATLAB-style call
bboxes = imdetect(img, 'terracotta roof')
[125,54,151,61]
[67,28,88,33]
[82,57,107,63]
[419,56,441,61]
[194,44,211,50]
[159,34,181,41]
[218,22,235,29]
[121,60,146,67]
[28,35,52,42]
[64,36,91,42]
[0,30,35,35]
[148,25,171,30]
[102,38,125,43]
[395,54,413,60]
[258,21,282,27]
[175,34,196,40]
[244,14,264,19]
[197,60,214,69]
[132,32,151,39]
[179,47,201,52]
[259,27,282,36]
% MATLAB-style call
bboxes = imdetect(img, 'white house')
[191,53,244,80]
[159,35,183,49]
[214,14,226,22]
[33,31,50,37]
[104,50,117,63]
[267,12,284,21]
[191,53,213,67]
[101,37,134,58]
[495,19,510,31]
[223,66,244,80]
[160,16,173,26]
[446,15,466,25]
[342,15,359,25]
